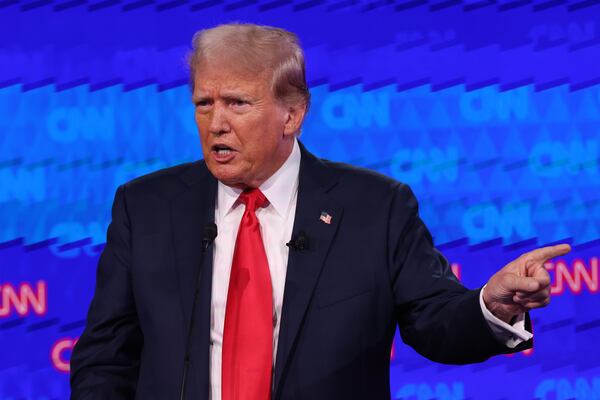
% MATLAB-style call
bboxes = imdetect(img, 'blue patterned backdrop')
[1,1,600,399]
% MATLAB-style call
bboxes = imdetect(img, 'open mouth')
[212,144,234,156]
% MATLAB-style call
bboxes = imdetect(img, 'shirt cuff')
[479,284,533,348]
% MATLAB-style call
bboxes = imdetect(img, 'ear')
[282,102,307,137]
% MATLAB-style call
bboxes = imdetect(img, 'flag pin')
[319,211,332,225]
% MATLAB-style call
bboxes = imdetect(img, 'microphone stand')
[179,223,217,400]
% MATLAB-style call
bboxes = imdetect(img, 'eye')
[227,97,250,108]
[232,99,249,107]
[194,100,213,115]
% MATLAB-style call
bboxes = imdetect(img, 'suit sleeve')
[70,184,143,399]
[388,183,532,365]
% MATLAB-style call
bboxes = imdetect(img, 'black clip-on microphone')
[179,222,218,400]
[286,230,309,251]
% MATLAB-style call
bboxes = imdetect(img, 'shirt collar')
[217,139,301,219]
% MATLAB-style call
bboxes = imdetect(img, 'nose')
[208,104,231,135]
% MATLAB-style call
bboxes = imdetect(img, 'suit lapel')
[170,161,217,398]
[273,142,343,397]
[167,147,343,398]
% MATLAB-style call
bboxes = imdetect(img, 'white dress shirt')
[209,140,301,400]
[208,139,531,400]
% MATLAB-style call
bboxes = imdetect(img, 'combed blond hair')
[188,23,310,110]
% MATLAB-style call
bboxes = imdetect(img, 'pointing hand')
[482,244,571,324]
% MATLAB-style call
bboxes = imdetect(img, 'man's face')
[192,60,295,189]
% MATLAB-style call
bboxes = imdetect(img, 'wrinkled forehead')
[193,56,274,94]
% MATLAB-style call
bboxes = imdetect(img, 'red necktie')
[222,188,273,400]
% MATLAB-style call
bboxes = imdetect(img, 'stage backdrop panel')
[1,2,599,399]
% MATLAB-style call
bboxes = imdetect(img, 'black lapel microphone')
[286,230,309,251]
[179,222,218,400]
[201,223,218,252]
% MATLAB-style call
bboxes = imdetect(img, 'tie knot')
[238,188,268,211]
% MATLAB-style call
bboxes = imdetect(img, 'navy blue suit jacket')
[70,142,531,399]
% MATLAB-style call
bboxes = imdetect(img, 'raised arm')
[388,184,532,364]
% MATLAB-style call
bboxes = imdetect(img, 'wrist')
[482,286,515,324]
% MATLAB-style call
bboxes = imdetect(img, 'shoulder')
[320,158,415,202]
[311,157,423,243]
[120,160,209,201]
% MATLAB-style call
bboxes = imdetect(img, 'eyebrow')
[192,91,253,103]
[221,90,253,100]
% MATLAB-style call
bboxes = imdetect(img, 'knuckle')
[543,297,551,306]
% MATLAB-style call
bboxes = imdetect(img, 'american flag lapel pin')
[319,211,332,225]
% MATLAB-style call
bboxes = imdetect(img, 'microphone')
[180,222,217,400]
[202,223,218,252]
[286,230,309,251]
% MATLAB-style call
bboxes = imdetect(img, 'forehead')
[193,60,272,95]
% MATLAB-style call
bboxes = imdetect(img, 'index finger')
[529,244,572,263]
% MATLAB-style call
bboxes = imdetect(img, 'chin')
[217,176,244,188]
[207,164,244,187]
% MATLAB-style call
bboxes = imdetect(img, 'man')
[70,23,571,400]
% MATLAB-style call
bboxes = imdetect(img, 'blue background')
[1,1,600,398]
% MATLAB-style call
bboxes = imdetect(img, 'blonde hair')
[188,23,310,110]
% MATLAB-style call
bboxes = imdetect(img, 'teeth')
[217,149,231,155]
